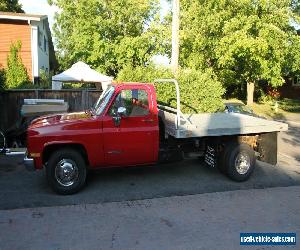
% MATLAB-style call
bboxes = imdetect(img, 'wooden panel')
[0,20,32,78]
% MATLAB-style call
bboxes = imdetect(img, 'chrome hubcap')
[55,159,79,187]
[235,152,251,175]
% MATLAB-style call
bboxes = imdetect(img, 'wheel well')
[214,135,259,151]
[42,144,89,165]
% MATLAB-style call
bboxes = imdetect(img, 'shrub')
[0,68,5,91]
[5,41,31,89]
[117,64,173,83]
[177,68,225,113]
[38,69,53,89]
[117,65,225,113]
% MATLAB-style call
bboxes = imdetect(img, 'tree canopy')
[180,0,300,103]
[49,0,300,104]
[0,0,24,12]
[49,0,169,77]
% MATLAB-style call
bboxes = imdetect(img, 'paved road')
[0,152,299,210]
[0,186,299,250]
[0,119,299,249]
[278,120,300,162]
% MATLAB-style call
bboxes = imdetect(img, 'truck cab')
[25,83,160,194]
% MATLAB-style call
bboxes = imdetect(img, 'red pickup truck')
[24,79,288,194]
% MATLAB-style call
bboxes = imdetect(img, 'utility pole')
[171,0,179,75]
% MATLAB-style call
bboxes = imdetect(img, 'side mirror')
[112,107,127,127]
[117,107,127,116]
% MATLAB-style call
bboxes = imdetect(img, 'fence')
[0,89,102,132]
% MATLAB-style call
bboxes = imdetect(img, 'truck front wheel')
[46,149,87,195]
[221,142,256,182]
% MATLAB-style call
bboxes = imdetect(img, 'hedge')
[117,65,225,113]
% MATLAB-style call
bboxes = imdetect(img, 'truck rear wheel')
[221,142,256,182]
[46,149,87,195]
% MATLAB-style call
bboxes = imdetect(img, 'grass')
[277,98,300,113]
[250,102,284,119]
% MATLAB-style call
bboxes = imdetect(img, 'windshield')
[93,86,115,115]
[234,105,253,113]
[225,104,253,114]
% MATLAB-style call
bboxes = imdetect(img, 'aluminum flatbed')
[154,79,288,139]
[158,107,288,139]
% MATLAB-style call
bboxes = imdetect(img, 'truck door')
[102,86,158,166]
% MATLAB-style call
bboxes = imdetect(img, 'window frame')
[106,87,151,118]
[292,77,300,87]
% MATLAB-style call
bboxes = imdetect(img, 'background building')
[0,12,57,83]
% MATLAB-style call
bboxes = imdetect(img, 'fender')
[40,140,88,168]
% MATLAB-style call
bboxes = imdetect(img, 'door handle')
[142,119,154,123]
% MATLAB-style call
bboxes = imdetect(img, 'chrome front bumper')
[24,154,35,171]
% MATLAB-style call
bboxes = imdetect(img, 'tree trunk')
[171,0,180,75]
[247,81,254,105]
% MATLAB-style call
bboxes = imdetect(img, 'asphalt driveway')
[0,152,299,210]
[0,117,299,210]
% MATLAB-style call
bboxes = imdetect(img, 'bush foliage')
[177,69,225,113]
[6,41,30,89]
[117,65,225,113]
[0,68,5,91]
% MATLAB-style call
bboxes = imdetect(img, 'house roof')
[0,12,47,22]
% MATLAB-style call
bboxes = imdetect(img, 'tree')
[48,0,168,77]
[5,41,30,89]
[180,0,300,104]
[0,0,24,12]
[171,0,180,75]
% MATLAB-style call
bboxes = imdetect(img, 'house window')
[292,77,300,87]
[43,36,47,53]
[38,28,42,48]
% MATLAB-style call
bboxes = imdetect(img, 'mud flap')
[257,132,278,165]
[205,144,217,168]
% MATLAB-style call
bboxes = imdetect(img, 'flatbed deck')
[159,109,288,138]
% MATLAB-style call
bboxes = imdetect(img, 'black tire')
[46,148,87,195]
[220,142,256,182]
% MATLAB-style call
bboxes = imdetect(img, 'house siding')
[31,20,50,75]
[0,20,32,79]
[278,79,300,99]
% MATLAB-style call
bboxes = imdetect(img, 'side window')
[109,89,149,117]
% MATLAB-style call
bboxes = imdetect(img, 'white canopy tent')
[51,61,113,91]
